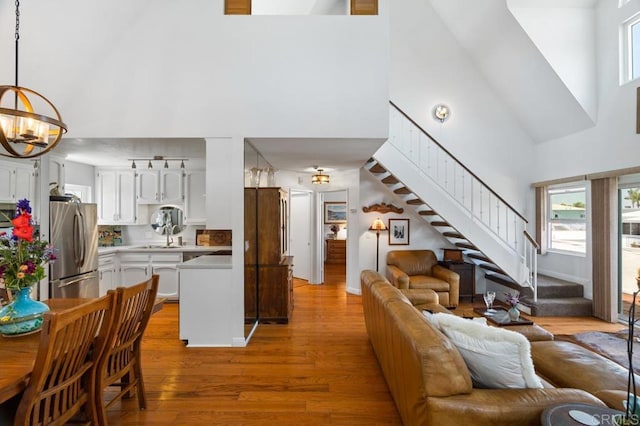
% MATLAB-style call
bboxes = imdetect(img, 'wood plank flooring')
[108,265,624,424]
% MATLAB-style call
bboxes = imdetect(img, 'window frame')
[621,11,640,84]
[546,184,587,255]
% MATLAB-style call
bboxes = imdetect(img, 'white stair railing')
[387,102,537,293]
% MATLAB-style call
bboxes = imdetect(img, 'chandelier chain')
[14,0,20,87]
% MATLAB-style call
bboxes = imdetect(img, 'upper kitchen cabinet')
[96,169,138,225]
[184,169,206,224]
[136,169,184,205]
[0,159,35,204]
[49,156,66,195]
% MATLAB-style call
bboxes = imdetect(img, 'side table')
[438,261,475,301]
[541,402,623,426]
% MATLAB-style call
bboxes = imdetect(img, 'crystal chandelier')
[0,0,67,158]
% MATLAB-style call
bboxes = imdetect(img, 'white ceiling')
[53,136,386,173]
[247,137,386,173]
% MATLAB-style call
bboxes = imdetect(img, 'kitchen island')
[177,255,241,347]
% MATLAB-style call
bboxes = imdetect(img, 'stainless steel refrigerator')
[49,201,99,298]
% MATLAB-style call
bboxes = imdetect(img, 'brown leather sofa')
[361,270,606,426]
[386,250,460,308]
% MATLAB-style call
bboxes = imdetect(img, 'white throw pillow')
[430,313,542,389]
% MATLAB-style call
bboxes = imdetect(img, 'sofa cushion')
[410,275,450,291]
[430,313,543,389]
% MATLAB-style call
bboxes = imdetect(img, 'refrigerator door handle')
[79,210,86,268]
[73,213,81,267]
[57,274,96,288]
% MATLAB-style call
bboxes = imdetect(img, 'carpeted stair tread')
[535,275,584,298]
[520,297,593,317]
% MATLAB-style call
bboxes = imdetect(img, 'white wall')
[388,0,535,216]
[508,1,597,120]
[64,160,95,189]
[0,0,388,142]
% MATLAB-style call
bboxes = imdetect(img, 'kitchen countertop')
[176,255,232,269]
[98,245,232,255]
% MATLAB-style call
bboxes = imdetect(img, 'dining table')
[0,297,164,405]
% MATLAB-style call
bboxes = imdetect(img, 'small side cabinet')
[438,261,476,301]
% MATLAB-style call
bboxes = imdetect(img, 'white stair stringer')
[372,142,530,288]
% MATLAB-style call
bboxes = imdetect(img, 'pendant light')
[312,167,330,184]
[0,0,67,158]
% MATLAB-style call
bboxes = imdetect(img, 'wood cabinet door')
[257,188,283,264]
[258,265,288,321]
[225,0,251,15]
[351,0,377,15]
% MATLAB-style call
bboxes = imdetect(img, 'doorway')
[290,191,312,282]
[321,190,347,287]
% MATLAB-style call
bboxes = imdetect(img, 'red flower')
[12,212,34,242]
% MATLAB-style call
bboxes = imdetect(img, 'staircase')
[482,272,592,317]
[365,102,592,316]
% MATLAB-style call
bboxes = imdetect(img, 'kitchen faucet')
[165,225,173,247]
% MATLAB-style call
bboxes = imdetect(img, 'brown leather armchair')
[386,250,460,308]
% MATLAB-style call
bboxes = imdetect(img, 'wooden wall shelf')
[362,203,403,214]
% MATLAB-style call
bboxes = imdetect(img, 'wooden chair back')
[0,286,11,305]
[95,275,159,425]
[14,293,116,426]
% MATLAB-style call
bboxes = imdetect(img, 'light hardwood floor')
[108,265,623,424]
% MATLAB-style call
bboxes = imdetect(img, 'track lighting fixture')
[127,157,189,169]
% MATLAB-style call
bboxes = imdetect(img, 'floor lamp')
[369,217,387,272]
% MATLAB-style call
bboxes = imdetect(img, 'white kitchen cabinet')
[184,169,206,224]
[119,251,181,299]
[120,262,151,287]
[136,169,184,205]
[98,254,117,296]
[0,160,35,203]
[96,169,138,225]
[49,156,65,195]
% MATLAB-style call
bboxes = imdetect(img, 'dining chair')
[13,293,116,426]
[95,275,159,425]
[0,284,11,305]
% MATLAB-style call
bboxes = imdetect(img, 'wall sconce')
[433,104,450,123]
[369,217,388,272]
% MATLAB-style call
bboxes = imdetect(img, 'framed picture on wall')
[388,218,410,245]
[324,202,347,224]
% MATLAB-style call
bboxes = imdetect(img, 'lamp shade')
[369,218,387,231]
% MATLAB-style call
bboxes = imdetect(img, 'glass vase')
[0,286,50,337]
[508,306,520,322]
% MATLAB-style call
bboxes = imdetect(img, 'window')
[622,13,640,83]
[547,185,586,254]
[64,184,92,203]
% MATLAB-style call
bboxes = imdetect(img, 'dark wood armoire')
[244,188,293,323]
